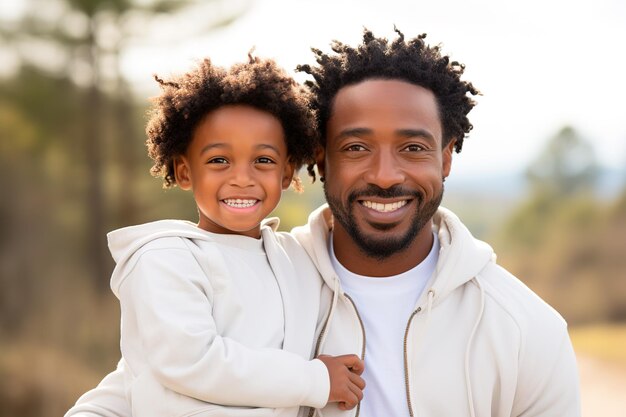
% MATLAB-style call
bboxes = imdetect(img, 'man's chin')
[349,227,417,259]
[363,219,403,232]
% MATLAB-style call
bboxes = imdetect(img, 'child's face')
[174,105,294,238]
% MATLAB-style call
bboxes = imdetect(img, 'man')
[66,29,580,417]
[290,29,580,417]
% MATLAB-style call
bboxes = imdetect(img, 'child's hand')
[317,354,365,410]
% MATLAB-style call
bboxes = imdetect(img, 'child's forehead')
[196,105,284,134]
[189,105,288,153]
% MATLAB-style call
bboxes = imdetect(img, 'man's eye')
[345,144,367,152]
[256,157,275,164]
[207,157,228,164]
[403,144,425,152]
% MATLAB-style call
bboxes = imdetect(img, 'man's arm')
[64,361,130,417]
[512,326,581,416]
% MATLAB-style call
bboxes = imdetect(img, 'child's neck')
[196,217,262,239]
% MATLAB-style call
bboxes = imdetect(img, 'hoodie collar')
[292,204,494,304]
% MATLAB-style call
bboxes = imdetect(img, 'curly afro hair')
[146,54,319,188]
[297,28,480,157]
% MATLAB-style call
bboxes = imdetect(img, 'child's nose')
[229,164,255,187]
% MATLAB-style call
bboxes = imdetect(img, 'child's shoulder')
[108,219,212,262]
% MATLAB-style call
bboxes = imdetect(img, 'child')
[88,55,364,417]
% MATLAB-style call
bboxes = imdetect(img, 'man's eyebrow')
[397,128,436,142]
[333,128,372,142]
[333,128,437,143]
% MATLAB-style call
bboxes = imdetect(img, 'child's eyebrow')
[256,144,282,154]
[199,143,283,154]
[200,143,228,154]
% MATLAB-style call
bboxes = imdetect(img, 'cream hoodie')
[65,207,581,417]
[291,205,581,417]
[106,219,329,417]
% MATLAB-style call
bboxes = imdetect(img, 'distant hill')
[442,166,625,239]
[446,166,624,199]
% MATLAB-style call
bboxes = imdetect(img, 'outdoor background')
[1,0,625,416]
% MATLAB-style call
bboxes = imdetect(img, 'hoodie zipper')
[344,293,367,360]
[307,292,366,417]
[343,293,366,417]
[403,306,422,417]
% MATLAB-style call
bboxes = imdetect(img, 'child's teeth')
[224,199,257,208]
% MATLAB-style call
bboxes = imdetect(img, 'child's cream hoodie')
[107,219,329,417]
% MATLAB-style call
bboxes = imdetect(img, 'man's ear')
[173,156,192,190]
[442,139,455,179]
[282,162,296,190]
[315,146,326,180]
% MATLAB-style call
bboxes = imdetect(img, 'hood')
[107,218,280,297]
[291,204,494,305]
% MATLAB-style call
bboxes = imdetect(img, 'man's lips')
[359,199,411,213]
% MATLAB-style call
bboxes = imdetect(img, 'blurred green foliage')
[496,127,626,324]
[0,1,249,416]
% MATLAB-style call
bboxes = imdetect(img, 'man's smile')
[359,199,410,213]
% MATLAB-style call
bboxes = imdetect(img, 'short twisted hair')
[297,28,479,164]
[146,54,318,188]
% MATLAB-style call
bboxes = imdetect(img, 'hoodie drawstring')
[465,277,485,417]
[425,289,435,327]
[411,289,436,352]
[319,277,341,351]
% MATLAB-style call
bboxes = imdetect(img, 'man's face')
[319,79,454,260]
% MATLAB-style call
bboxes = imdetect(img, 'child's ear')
[281,162,296,190]
[173,156,192,190]
[315,146,326,180]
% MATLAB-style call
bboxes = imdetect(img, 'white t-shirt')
[330,233,439,417]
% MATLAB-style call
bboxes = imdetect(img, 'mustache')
[348,184,423,203]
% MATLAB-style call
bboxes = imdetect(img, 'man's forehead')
[327,79,442,137]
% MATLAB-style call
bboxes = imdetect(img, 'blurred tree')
[0,68,86,336]
[526,126,600,197]
[1,0,250,289]
[0,3,252,415]
[504,126,600,246]
[496,125,626,324]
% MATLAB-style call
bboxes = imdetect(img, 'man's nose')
[363,150,405,189]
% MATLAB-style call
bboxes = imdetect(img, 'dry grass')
[0,341,108,417]
[570,323,626,367]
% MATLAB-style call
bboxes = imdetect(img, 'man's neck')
[331,220,435,277]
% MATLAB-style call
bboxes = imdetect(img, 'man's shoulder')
[479,262,567,335]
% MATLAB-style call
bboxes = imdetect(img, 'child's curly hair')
[146,54,319,188]
[297,28,480,158]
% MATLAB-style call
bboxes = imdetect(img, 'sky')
[2,0,626,178]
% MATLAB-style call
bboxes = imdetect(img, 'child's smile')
[222,198,259,209]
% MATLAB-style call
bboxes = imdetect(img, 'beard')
[324,183,443,260]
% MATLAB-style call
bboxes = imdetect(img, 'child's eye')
[207,157,228,164]
[256,157,276,164]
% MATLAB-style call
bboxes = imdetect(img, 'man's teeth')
[224,199,257,208]
[361,200,407,212]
